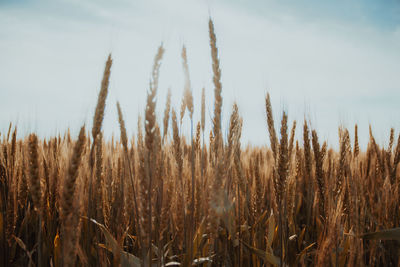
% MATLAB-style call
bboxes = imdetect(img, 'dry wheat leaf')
[241,240,280,266]
[88,218,142,267]
[359,227,400,240]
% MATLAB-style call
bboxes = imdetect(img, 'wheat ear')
[60,126,86,267]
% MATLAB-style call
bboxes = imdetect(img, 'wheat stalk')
[209,18,223,148]
[266,93,278,159]
[354,124,359,157]
[163,88,171,142]
[28,134,41,211]
[92,54,112,141]
[311,130,325,218]
[60,126,86,267]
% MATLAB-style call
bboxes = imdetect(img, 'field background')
[1,1,400,266]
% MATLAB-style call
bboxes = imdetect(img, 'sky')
[1,0,399,149]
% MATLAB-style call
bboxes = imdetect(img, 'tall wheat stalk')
[60,126,86,267]
[28,134,42,266]
[116,101,142,249]
[142,44,164,266]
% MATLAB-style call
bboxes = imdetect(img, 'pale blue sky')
[1,0,399,148]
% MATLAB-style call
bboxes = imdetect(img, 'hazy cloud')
[1,0,399,148]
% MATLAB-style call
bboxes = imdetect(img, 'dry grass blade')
[13,236,35,265]
[295,242,315,264]
[88,217,142,267]
[359,228,400,241]
[240,240,280,266]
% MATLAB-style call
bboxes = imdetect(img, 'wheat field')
[1,18,400,267]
